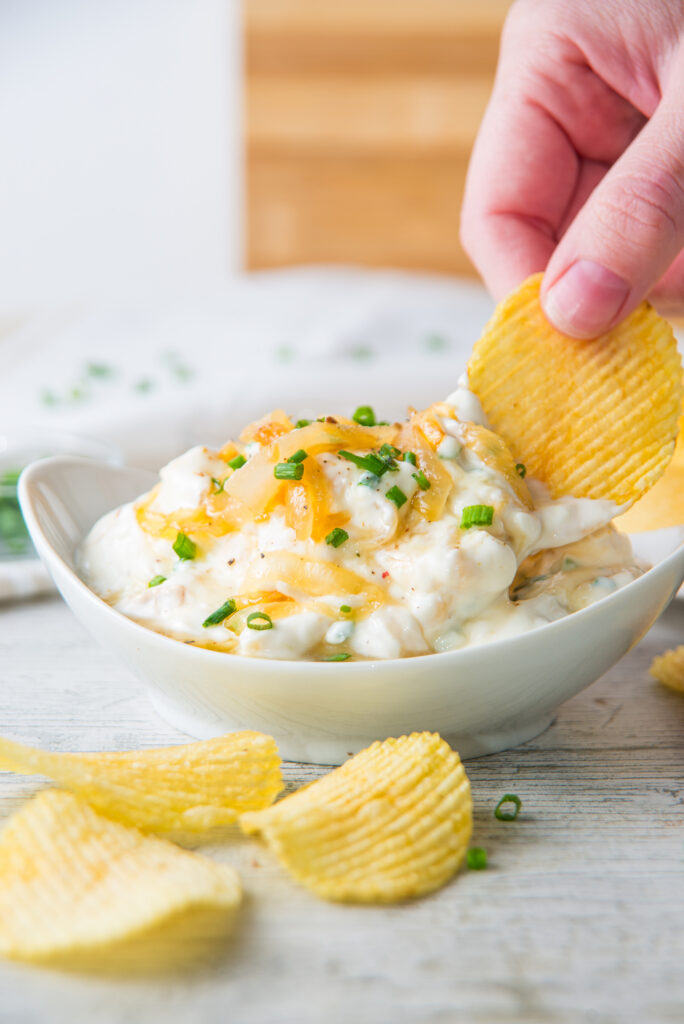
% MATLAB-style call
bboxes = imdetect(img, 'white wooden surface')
[1,592,683,1024]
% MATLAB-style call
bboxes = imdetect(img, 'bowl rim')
[18,454,684,675]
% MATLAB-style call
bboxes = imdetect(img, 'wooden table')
[1,592,683,1023]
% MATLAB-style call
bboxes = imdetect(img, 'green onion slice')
[340,604,352,613]
[466,847,488,870]
[211,476,228,494]
[460,504,494,529]
[295,418,311,429]
[352,405,376,427]
[403,451,417,466]
[173,532,197,560]
[338,450,388,477]
[386,485,407,508]
[286,448,308,464]
[202,599,237,628]
[227,454,246,471]
[147,575,166,588]
[274,461,304,480]
[494,794,522,821]
[321,652,351,662]
[379,443,401,460]
[412,470,431,491]
[515,463,527,479]
[246,611,273,631]
[325,527,349,548]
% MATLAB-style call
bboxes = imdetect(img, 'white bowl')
[19,456,684,764]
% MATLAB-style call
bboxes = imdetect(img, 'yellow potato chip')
[0,790,241,962]
[650,646,684,693]
[0,732,282,832]
[241,733,472,903]
[468,273,682,506]
[617,400,684,532]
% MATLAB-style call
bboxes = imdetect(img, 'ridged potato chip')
[650,647,684,693]
[241,733,472,903]
[0,732,282,832]
[468,273,682,506]
[618,401,684,532]
[0,790,241,962]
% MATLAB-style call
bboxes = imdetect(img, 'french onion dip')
[78,382,642,661]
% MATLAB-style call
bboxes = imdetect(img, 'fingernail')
[543,260,630,338]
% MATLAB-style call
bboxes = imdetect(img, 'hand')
[460,0,684,337]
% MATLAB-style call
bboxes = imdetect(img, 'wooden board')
[244,0,512,274]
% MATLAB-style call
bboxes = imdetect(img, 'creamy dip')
[78,384,643,661]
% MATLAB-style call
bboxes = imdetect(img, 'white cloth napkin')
[0,267,494,471]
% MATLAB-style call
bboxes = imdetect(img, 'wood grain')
[244,0,511,275]
[1,593,683,1022]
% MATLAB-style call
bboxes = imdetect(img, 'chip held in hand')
[241,732,472,903]
[0,790,242,962]
[468,273,682,507]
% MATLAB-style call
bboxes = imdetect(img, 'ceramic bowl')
[19,456,684,764]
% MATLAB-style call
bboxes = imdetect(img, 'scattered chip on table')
[241,732,472,903]
[0,731,282,832]
[0,790,241,962]
[650,647,684,693]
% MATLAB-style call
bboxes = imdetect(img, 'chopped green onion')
[515,463,527,479]
[412,470,431,491]
[386,485,407,508]
[352,405,376,427]
[203,599,237,628]
[274,461,304,480]
[211,476,228,494]
[246,611,273,631]
[340,604,352,613]
[295,418,311,429]
[460,505,494,529]
[379,443,401,460]
[326,527,349,548]
[425,333,448,351]
[173,532,197,560]
[494,794,522,821]
[228,454,246,471]
[86,362,114,379]
[148,575,166,588]
[286,448,308,464]
[321,652,351,662]
[338,450,388,476]
[466,847,488,870]
[403,451,417,466]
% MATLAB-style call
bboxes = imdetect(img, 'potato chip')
[617,400,684,532]
[468,273,682,506]
[241,733,472,903]
[0,790,241,962]
[0,732,282,832]
[650,646,684,693]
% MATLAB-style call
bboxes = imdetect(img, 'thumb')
[541,87,684,338]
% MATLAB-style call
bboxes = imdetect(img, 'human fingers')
[542,68,684,337]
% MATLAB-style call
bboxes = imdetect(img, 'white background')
[0,0,242,312]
